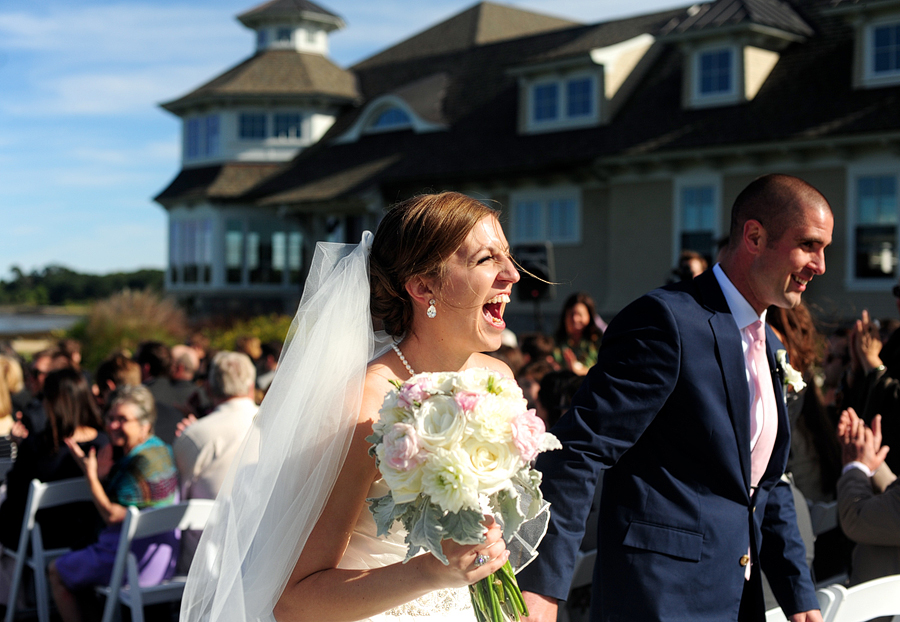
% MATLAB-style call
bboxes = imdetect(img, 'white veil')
[180,232,392,622]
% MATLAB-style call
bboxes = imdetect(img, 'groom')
[518,174,831,621]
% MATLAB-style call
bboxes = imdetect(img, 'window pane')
[288,231,303,283]
[226,220,243,284]
[186,119,201,159]
[169,221,180,283]
[533,84,558,121]
[858,176,898,224]
[276,28,291,42]
[699,49,732,94]
[680,185,716,260]
[566,78,592,118]
[274,113,302,139]
[205,115,219,156]
[247,222,283,284]
[515,201,542,241]
[239,113,267,139]
[371,107,411,129]
[873,24,900,74]
[182,220,198,283]
[856,225,897,278]
[257,30,268,48]
[548,199,576,241]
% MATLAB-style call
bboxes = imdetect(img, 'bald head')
[728,174,831,249]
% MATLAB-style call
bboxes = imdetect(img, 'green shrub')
[202,314,293,353]
[68,289,188,372]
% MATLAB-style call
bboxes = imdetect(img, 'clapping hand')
[837,407,890,472]
[175,414,198,437]
[851,310,884,374]
[10,412,28,444]
[65,439,113,481]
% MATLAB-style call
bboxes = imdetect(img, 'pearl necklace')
[391,343,415,378]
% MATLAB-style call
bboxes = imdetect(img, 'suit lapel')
[695,272,752,493]
[764,327,790,483]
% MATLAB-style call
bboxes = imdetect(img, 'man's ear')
[743,219,765,256]
[405,276,436,307]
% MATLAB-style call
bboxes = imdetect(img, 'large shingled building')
[157,0,900,324]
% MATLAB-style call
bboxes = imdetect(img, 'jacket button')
[740,555,750,567]
[752,506,756,513]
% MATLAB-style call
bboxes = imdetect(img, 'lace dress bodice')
[338,480,473,622]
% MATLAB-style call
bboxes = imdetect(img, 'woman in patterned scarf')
[48,384,178,622]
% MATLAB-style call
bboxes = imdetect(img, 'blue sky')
[0,0,686,277]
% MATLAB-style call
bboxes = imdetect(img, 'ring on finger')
[474,553,490,567]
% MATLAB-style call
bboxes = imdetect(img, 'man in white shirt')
[174,351,258,567]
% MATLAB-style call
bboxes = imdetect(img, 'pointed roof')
[353,2,580,70]
[154,163,284,206]
[237,0,344,30]
[665,0,813,38]
[161,50,358,113]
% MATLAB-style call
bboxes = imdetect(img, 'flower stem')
[468,561,527,622]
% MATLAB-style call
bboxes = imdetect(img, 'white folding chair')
[822,574,900,622]
[3,477,93,622]
[765,587,840,622]
[97,500,215,622]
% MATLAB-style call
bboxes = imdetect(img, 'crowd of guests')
[0,280,898,619]
[0,335,280,621]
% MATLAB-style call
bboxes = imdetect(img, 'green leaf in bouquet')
[514,468,545,518]
[439,508,487,545]
[493,488,526,542]
[403,497,447,564]
[368,494,398,537]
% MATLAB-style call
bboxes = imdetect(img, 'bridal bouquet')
[367,368,560,622]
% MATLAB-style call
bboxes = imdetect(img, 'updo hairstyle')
[370,192,497,337]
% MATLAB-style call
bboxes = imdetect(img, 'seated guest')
[0,354,26,422]
[552,292,603,376]
[0,369,109,607]
[137,341,191,445]
[92,353,141,413]
[255,341,282,393]
[174,352,258,568]
[48,385,178,622]
[836,407,900,586]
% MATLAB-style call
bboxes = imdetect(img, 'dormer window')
[274,113,302,139]
[240,113,267,139]
[370,107,412,131]
[526,73,599,131]
[184,114,220,161]
[277,27,292,42]
[698,48,734,96]
[692,45,738,105]
[865,19,900,85]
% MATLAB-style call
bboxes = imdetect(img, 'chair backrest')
[15,478,92,549]
[129,500,216,541]
[826,575,900,622]
[766,586,841,622]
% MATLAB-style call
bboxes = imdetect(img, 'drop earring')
[427,299,437,319]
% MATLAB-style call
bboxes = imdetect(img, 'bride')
[181,192,521,622]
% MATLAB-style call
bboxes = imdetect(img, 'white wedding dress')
[340,480,474,622]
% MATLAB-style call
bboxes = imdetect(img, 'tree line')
[0,265,164,306]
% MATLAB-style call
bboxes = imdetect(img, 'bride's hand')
[423,515,510,589]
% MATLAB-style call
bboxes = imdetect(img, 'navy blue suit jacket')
[517,271,818,621]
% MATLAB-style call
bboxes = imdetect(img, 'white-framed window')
[223,218,303,286]
[274,113,303,139]
[369,107,412,131]
[239,112,267,139]
[276,28,292,42]
[256,29,268,50]
[849,170,899,284]
[673,176,721,266]
[169,218,213,285]
[691,45,739,105]
[510,188,581,245]
[863,17,900,86]
[527,73,598,130]
[184,114,220,161]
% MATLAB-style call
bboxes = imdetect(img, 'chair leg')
[3,557,23,622]
[34,562,50,622]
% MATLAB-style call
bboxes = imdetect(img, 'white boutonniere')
[775,349,806,393]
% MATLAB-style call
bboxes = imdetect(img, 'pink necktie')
[745,319,778,579]
[748,320,777,487]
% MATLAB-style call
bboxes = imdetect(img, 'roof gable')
[665,0,814,38]
[237,0,344,29]
[352,2,580,70]
[161,50,358,112]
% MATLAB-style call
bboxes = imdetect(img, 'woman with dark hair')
[182,192,520,622]
[0,368,109,606]
[552,292,603,376]
[767,303,842,502]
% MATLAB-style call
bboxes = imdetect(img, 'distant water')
[0,314,82,336]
